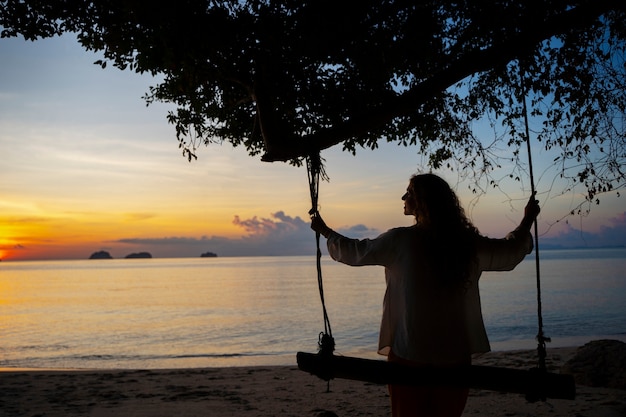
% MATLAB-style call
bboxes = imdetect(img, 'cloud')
[541,211,626,248]
[608,211,626,227]
[0,238,53,251]
[1,216,52,224]
[113,211,382,258]
[232,210,306,236]
[1,244,27,252]
[124,212,157,221]
[339,224,378,239]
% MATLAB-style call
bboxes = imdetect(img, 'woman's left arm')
[477,194,540,272]
[515,193,541,234]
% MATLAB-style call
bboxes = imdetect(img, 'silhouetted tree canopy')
[2,0,625,203]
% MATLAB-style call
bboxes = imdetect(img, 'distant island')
[88,251,154,259]
[540,244,626,250]
[87,251,218,259]
[89,251,113,259]
[125,252,152,259]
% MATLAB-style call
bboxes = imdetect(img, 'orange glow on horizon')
[0,214,249,261]
[0,201,254,261]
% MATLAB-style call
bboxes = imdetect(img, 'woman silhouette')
[311,173,540,417]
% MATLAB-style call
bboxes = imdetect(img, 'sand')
[1,347,625,417]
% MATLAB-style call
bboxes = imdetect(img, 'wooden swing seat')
[297,351,576,401]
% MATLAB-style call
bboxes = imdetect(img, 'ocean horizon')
[3,244,625,263]
[1,248,625,370]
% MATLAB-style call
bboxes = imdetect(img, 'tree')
[2,0,625,204]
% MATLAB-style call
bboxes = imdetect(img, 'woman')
[310,173,540,417]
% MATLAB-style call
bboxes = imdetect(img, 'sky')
[0,34,624,261]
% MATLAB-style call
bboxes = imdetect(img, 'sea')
[1,248,625,370]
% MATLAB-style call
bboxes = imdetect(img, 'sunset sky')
[1,34,624,261]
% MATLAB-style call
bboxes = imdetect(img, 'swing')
[296,136,576,401]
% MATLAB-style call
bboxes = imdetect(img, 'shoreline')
[1,346,625,416]
[7,335,626,373]
[0,345,578,374]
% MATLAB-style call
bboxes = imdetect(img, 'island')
[124,252,152,259]
[89,251,113,259]
[201,251,218,258]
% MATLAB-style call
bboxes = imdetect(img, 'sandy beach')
[1,346,624,417]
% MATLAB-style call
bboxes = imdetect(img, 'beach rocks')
[561,339,626,390]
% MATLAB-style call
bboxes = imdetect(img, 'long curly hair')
[408,173,481,288]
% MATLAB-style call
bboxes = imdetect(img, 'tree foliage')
[2,0,625,203]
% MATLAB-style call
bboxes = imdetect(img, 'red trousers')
[388,352,469,417]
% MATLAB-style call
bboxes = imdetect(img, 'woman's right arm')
[310,214,333,238]
[311,213,394,266]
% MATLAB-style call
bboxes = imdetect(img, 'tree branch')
[261,0,622,162]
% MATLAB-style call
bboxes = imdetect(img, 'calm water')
[1,249,625,369]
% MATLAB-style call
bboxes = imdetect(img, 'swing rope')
[306,152,335,358]
[520,66,551,376]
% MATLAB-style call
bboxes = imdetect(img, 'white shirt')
[326,225,533,365]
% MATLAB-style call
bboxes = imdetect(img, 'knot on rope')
[535,331,551,371]
[318,332,335,357]
[307,152,328,216]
